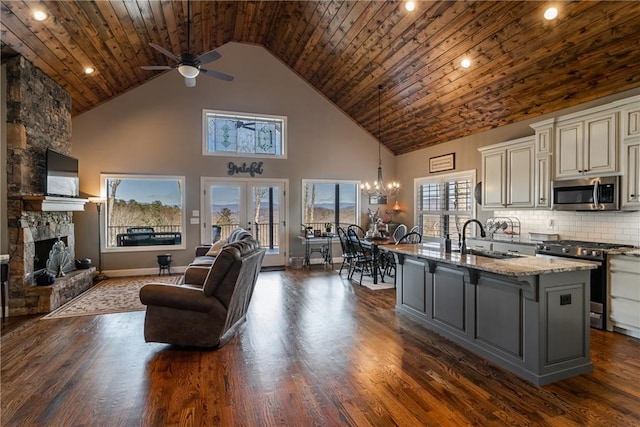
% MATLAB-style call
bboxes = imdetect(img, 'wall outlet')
[547,219,554,229]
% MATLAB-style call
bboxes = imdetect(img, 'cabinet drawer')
[610,298,640,328]
[610,257,640,275]
[610,272,640,300]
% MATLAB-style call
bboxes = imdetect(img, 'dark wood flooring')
[2,270,639,426]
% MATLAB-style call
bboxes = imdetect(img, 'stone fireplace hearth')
[5,55,95,316]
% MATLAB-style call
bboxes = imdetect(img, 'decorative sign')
[227,161,264,177]
[429,153,455,173]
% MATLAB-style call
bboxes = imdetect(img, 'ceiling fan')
[140,0,233,87]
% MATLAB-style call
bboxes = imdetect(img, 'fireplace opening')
[34,237,68,272]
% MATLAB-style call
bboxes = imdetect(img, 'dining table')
[359,237,395,284]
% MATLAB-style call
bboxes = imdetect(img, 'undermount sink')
[452,249,523,260]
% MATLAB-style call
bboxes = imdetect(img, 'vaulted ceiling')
[2,1,639,155]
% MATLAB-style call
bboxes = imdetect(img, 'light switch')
[190,217,200,225]
[192,210,200,217]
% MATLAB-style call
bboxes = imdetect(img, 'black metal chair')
[347,228,378,285]
[347,224,366,239]
[397,231,422,244]
[337,227,356,277]
[392,224,407,242]
[384,232,423,283]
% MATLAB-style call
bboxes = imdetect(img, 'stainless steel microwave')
[552,176,620,211]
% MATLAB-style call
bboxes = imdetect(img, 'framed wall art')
[429,153,455,173]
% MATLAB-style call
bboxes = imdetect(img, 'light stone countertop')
[379,244,598,277]
[615,248,640,257]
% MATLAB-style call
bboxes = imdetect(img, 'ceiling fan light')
[178,64,200,78]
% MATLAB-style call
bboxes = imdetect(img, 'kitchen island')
[380,243,598,385]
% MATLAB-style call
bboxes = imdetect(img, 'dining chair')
[347,224,366,239]
[409,225,422,236]
[397,231,422,244]
[346,228,376,285]
[392,224,407,243]
[384,231,423,284]
[337,227,356,277]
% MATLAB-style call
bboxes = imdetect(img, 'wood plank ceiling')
[2,1,639,155]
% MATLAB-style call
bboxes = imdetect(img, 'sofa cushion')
[205,239,227,257]
[190,255,216,267]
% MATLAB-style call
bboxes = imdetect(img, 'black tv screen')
[46,149,79,197]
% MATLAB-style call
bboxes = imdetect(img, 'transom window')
[203,109,287,158]
[415,170,476,247]
[101,174,186,251]
[302,180,359,233]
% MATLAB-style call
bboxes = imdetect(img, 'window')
[203,109,287,158]
[302,180,359,232]
[415,170,476,247]
[101,174,186,251]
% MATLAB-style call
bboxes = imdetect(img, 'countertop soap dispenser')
[444,234,452,253]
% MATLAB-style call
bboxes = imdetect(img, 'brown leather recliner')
[139,236,266,348]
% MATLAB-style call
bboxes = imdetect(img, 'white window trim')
[202,109,288,159]
[414,169,477,240]
[100,174,187,252]
[301,178,360,228]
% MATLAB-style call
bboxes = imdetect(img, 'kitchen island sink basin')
[452,249,524,259]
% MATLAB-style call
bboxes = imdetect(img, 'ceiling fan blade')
[200,68,234,82]
[140,65,173,70]
[185,77,196,88]
[149,43,180,62]
[196,49,221,65]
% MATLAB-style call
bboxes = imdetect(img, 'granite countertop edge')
[380,244,598,277]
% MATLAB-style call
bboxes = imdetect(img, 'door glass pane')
[209,185,241,241]
[249,185,281,253]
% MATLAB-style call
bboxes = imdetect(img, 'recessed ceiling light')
[33,10,47,21]
[405,1,416,12]
[461,58,471,69]
[544,7,558,20]
[84,67,95,75]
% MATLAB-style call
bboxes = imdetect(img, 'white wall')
[72,42,395,271]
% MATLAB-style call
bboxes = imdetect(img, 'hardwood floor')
[2,269,639,426]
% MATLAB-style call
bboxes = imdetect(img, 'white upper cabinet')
[555,112,617,179]
[530,119,554,209]
[621,103,640,210]
[479,136,535,210]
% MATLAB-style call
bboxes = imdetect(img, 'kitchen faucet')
[461,219,486,255]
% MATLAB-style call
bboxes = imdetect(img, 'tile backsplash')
[494,209,640,247]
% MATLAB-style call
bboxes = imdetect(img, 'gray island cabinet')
[382,244,599,385]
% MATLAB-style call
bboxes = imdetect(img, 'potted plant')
[324,223,333,234]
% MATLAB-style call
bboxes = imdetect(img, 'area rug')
[42,275,182,319]
[335,269,395,290]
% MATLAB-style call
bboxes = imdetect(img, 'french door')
[201,177,288,267]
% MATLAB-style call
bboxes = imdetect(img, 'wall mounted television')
[46,148,79,197]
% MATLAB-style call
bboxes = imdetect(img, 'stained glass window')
[203,110,286,158]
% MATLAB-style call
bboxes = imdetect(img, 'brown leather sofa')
[139,234,266,348]
[190,228,254,267]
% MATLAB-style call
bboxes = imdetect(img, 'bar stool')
[157,254,172,276]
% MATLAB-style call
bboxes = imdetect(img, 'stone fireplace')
[5,56,95,316]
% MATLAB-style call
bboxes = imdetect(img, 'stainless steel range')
[536,240,634,329]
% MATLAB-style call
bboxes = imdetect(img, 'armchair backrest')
[201,236,265,332]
